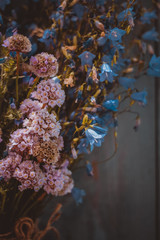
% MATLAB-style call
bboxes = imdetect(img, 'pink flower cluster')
[9,128,34,153]
[23,108,61,141]
[0,55,74,196]
[13,160,45,192]
[0,153,22,180]
[3,33,32,53]
[0,154,73,194]
[30,53,58,78]
[43,162,74,196]
[31,79,65,107]
[20,99,43,116]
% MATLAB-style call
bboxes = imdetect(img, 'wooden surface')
[41,75,159,240]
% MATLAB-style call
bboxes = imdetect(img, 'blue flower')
[108,28,126,42]
[9,98,16,109]
[0,0,10,10]
[85,126,108,151]
[140,11,157,24]
[77,138,89,154]
[39,28,56,49]
[14,118,23,126]
[147,55,160,77]
[0,57,7,63]
[117,8,135,22]
[96,0,107,6]
[5,21,18,37]
[131,90,147,105]
[72,187,86,205]
[83,37,94,48]
[103,99,119,111]
[73,4,86,20]
[99,63,117,83]
[86,162,93,176]
[97,34,108,46]
[102,55,112,65]
[119,77,136,89]
[142,28,159,42]
[78,51,96,66]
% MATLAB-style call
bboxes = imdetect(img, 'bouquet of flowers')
[0,0,159,238]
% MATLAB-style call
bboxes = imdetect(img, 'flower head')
[31,79,65,108]
[78,51,96,66]
[30,53,58,78]
[3,33,32,53]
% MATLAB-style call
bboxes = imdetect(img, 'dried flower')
[32,136,63,164]
[43,162,74,196]
[3,33,32,53]
[31,79,65,108]
[30,52,58,78]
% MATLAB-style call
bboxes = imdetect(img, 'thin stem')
[16,51,20,103]
[27,76,40,98]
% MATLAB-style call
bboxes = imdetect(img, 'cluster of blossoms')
[32,136,64,164]
[0,36,74,196]
[9,128,34,154]
[20,99,43,116]
[23,108,61,141]
[30,53,59,78]
[43,162,74,196]
[2,33,32,53]
[0,154,73,194]
[31,79,65,107]
[0,153,22,180]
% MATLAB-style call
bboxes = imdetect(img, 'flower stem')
[27,76,40,98]
[16,51,20,103]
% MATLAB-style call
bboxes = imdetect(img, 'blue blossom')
[0,0,10,10]
[147,55,160,77]
[117,8,135,22]
[9,98,16,109]
[73,4,86,20]
[39,28,56,48]
[0,57,7,63]
[102,55,112,65]
[50,11,64,28]
[85,126,108,151]
[14,119,23,126]
[131,90,147,105]
[119,77,136,89]
[108,28,126,42]
[142,28,159,42]
[83,37,94,48]
[103,99,119,111]
[100,63,112,73]
[99,63,114,83]
[97,35,108,46]
[86,162,93,176]
[77,138,89,154]
[5,21,18,37]
[72,187,86,205]
[140,11,157,24]
[98,0,107,5]
[78,51,96,66]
